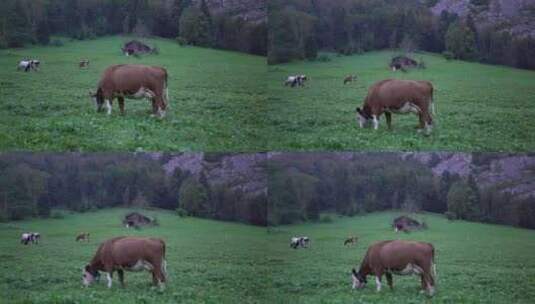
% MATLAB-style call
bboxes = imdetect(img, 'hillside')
[265,211,535,303]
[432,0,535,38]
[0,36,266,152]
[0,208,270,303]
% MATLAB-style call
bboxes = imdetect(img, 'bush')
[316,54,331,62]
[51,210,66,219]
[319,214,333,223]
[445,211,456,221]
[443,51,454,60]
[51,39,64,47]
[176,208,188,217]
[176,37,188,46]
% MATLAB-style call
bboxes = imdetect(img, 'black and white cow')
[284,75,307,88]
[290,236,310,249]
[18,60,40,72]
[21,232,41,245]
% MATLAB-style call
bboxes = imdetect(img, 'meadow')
[266,51,535,152]
[265,212,535,303]
[0,209,269,304]
[2,210,535,303]
[0,36,266,152]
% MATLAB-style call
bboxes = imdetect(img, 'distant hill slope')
[432,0,535,37]
[192,0,267,23]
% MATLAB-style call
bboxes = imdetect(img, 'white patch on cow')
[428,284,435,296]
[126,260,154,272]
[375,276,382,291]
[393,263,423,276]
[157,107,165,118]
[105,100,112,115]
[351,273,358,289]
[106,273,112,288]
[387,102,420,115]
[425,123,433,134]
[372,115,379,130]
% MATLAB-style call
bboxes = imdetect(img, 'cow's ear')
[84,265,91,272]
[356,107,362,114]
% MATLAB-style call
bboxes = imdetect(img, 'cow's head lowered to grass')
[89,89,105,112]
[82,264,100,287]
[351,268,367,289]
[355,107,373,128]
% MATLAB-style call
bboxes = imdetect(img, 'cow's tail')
[164,71,169,106]
[160,240,167,277]
[430,243,437,283]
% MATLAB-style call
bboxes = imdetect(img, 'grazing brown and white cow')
[351,240,436,296]
[344,236,358,246]
[344,75,357,85]
[290,236,310,249]
[82,236,167,289]
[285,75,307,88]
[79,59,90,68]
[355,79,435,134]
[76,232,90,242]
[90,64,169,117]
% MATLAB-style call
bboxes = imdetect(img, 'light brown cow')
[90,64,169,117]
[351,240,436,296]
[344,75,357,85]
[79,59,90,68]
[355,79,434,134]
[82,236,167,289]
[344,236,358,246]
[76,232,90,242]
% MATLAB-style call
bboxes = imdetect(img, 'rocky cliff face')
[431,0,535,37]
[191,0,267,23]
[156,153,267,199]
[405,153,535,200]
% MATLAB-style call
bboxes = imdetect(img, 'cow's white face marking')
[352,273,358,289]
[106,273,112,288]
[372,115,379,130]
[82,270,95,287]
[356,112,369,128]
[375,276,382,291]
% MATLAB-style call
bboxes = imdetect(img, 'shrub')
[316,54,331,62]
[51,39,64,47]
[51,210,66,219]
[176,208,188,217]
[320,214,333,223]
[443,51,454,60]
[176,37,188,46]
[445,211,456,221]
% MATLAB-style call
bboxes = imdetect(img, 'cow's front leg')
[386,273,393,290]
[118,97,125,115]
[105,99,112,115]
[385,112,392,130]
[372,115,379,130]
[375,275,382,292]
[106,272,113,288]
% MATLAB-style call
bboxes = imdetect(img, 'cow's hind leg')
[118,97,125,115]
[118,269,125,287]
[385,112,393,130]
[386,273,393,290]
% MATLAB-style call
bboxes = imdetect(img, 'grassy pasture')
[266,51,535,151]
[0,36,266,152]
[0,209,269,303]
[266,212,535,303]
[2,210,535,303]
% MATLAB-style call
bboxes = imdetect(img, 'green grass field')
[266,51,535,152]
[2,210,535,303]
[0,209,269,303]
[0,36,266,152]
[266,212,535,303]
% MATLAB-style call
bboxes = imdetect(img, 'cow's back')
[366,79,433,108]
[378,240,434,267]
[108,237,165,264]
[99,65,167,91]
